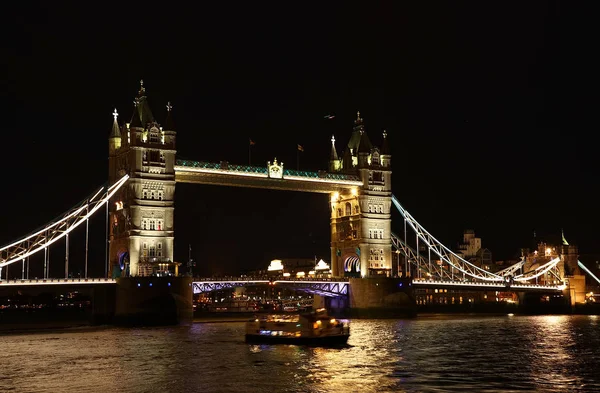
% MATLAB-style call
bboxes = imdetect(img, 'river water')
[1,315,598,393]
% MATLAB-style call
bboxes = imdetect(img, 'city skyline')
[4,2,598,276]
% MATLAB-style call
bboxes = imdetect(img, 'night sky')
[3,2,598,277]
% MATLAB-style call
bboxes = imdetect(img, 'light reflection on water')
[0,315,599,393]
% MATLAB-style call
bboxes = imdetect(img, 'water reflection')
[1,316,599,393]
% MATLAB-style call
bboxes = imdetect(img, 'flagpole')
[249,139,251,165]
[297,148,299,170]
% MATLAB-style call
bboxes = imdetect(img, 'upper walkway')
[174,159,362,193]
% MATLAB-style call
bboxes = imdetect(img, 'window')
[149,127,160,143]
[142,190,148,199]
[149,244,156,257]
[345,202,351,216]
[142,218,162,230]
[372,152,380,165]
[368,204,373,213]
[158,191,164,201]
[157,243,162,257]
[142,243,148,257]
[337,208,342,217]
[354,205,359,214]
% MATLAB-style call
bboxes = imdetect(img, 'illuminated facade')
[108,81,176,277]
[329,112,392,278]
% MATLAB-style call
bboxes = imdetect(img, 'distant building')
[267,258,332,278]
[245,258,333,278]
[455,230,493,270]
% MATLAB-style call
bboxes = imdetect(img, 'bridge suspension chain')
[0,175,129,268]
[391,233,454,281]
[391,195,565,285]
[391,195,504,282]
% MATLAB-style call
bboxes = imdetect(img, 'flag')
[249,139,255,146]
[297,144,304,152]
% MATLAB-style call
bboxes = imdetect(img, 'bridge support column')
[114,277,193,326]
[90,284,117,325]
[348,277,415,318]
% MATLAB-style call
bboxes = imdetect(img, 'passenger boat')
[245,308,350,346]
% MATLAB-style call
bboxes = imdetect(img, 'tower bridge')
[1,81,590,321]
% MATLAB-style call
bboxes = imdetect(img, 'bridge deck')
[0,278,116,286]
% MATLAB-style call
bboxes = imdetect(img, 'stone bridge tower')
[329,112,392,278]
[108,81,177,277]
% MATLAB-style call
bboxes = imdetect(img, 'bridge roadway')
[0,278,116,286]
[0,277,565,294]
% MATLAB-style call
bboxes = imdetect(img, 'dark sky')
[3,2,599,277]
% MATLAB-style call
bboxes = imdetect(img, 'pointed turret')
[347,111,364,152]
[164,101,175,131]
[130,99,142,128]
[329,134,340,172]
[562,229,569,246]
[130,80,155,128]
[381,130,390,155]
[330,135,338,160]
[109,108,121,138]
[109,108,122,165]
[380,129,391,168]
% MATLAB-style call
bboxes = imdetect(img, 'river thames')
[1,315,598,393]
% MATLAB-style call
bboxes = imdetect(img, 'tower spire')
[562,229,569,246]
[109,108,121,138]
[130,79,155,127]
[330,134,338,160]
[164,101,175,131]
[381,129,390,154]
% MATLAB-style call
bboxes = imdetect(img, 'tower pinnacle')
[166,101,172,112]
[330,134,338,161]
[109,108,121,138]
[562,229,569,246]
[381,129,390,155]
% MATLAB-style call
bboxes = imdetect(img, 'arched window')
[345,202,352,216]
[372,151,380,165]
[149,126,160,143]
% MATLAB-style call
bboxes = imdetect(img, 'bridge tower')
[108,81,177,277]
[329,112,392,278]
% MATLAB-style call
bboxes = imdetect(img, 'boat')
[245,308,350,346]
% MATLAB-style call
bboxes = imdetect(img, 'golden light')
[331,192,339,202]
[351,188,358,196]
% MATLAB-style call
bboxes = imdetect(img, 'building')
[108,81,178,277]
[264,258,332,278]
[328,112,393,278]
[456,229,493,271]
